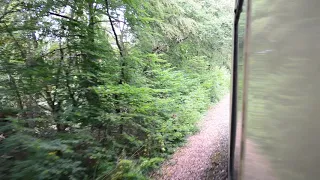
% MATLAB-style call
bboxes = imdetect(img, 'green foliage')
[0,0,232,179]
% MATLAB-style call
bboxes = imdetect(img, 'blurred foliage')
[0,0,232,179]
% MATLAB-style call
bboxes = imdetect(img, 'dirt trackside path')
[155,94,230,180]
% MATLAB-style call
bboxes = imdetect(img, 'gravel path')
[155,94,230,180]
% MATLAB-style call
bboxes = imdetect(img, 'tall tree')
[0,0,232,179]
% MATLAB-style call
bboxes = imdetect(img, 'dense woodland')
[0,0,232,179]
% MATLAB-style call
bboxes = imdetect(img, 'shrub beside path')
[154,94,230,180]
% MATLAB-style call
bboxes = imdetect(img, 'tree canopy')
[0,0,232,179]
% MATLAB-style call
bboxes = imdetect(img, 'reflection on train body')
[231,0,320,179]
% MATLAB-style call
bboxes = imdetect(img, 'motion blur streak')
[234,0,320,179]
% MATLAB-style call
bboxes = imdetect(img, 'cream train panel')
[236,0,320,179]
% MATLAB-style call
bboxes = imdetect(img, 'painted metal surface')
[239,0,320,179]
